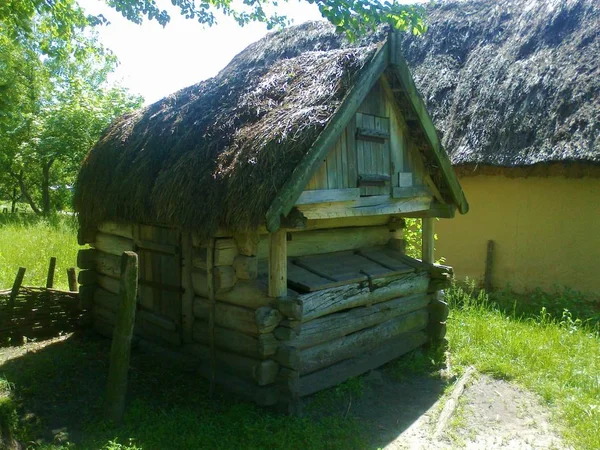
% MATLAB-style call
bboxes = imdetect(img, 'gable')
[295,78,435,220]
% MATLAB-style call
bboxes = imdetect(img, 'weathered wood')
[295,195,432,221]
[233,255,258,280]
[192,321,278,359]
[214,266,237,292]
[258,225,391,260]
[206,238,216,392]
[94,287,118,311]
[266,42,389,231]
[138,309,177,331]
[193,298,282,335]
[392,186,431,199]
[136,316,182,347]
[94,233,135,256]
[298,331,428,397]
[105,251,138,423]
[67,268,78,292]
[405,203,456,219]
[274,326,297,341]
[289,294,430,350]
[77,227,96,246]
[300,270,429,322]
[211,238,239,266]
[234,231,260,256]
[95,250,122,278]
[98,221,133,239]
[280,319,302,334]
[181,232,194,343]
[135,239,178,255]
[77,248,97,270]
[356,127,390,141]
[484,240,495,292]
[97,274,120,295]
[276,368,301,415]
[302,216,390,231]
[295,188,360,205]
[280,208,308,230]
[93,304,117,324]
[191,274,273,309]
[79,284,96,309]
[192,247,208,270]
[275,298,303,320]
[187,344,280,386]
[9,267,26,308]
[422,218,434,264]
[280,309,428,373]
[433,366,476,439]
[46,257,57,289]
[268,228,287,298]
[77,269,97,286]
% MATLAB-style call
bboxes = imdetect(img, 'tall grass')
[0,214,80,291]
[446,284,600,450]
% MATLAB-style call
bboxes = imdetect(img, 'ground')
[0,333,569,449]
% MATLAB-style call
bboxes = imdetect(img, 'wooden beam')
[181,232,194,343]
[268,229,287,298]
[295,188,360,205]
[265,42,390,232]
[422,218,434,264]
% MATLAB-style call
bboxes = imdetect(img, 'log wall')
[79,220,450,409]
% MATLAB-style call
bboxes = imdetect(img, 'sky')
[79,0,324,104]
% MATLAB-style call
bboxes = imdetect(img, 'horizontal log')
[136,239,178,255]
[77,270,97,286]
[193,298,282,335]
[295,188,360,205]
[275,298,303,320]
[192,320,278,359]
[257,226,391,259]
[289,294,430,350]
[79,284,96,309]
[93,250,121,278]
[94,287,118,311]
[233,255,258,280]
[300,271,429,322]
[187,344,279,386]
[92,304,116,325]
[136,316,181,346]
[77,248,97,270]
[298,331,428,397]
[98,221,133,239]
[234,231,260,257]
[274,326,297,341]
[278,310,428,373]
[191,274,274,309]
[97,274,120,295]
[138,309,177,331]
[93,233,135,256]
[214,266,237,292]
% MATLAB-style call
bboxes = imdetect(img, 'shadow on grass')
[0,333,447,450]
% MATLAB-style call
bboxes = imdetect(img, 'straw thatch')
[75,22,387,235]
[400,0,600,168]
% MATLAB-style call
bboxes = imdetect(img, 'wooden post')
[9,267,26,308]
[206,238,216,395]
[422,218,434,264]
[484,240,494,292]
[46,257,57,289]
[268,229,287,298]
[67,268,78,292]
[105,251,138,423]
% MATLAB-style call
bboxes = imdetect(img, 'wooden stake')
[46,257,57,289]
[9,267,26,308]
[67,268,78,292]
[268,228,287,298]
[484,240,495,292]
[422,218,434,264]
[206,238,216,396]
[105,251,138,423]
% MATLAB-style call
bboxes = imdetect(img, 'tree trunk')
[41,160,52,215]
[11,186,17,213]
[13,170,41,215]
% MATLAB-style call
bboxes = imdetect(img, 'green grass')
[0,214,80,291]
[446,284,600,450]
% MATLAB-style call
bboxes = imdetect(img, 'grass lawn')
[0,214,80,291]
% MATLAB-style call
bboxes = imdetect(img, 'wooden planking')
[295,188,360,205]
[268,229,288,298]
[298,331,427,397]
[346,114,358,188]
[422,218,434,264]
[98,221,133,239]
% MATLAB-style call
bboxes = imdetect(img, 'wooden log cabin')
[74,22,469,409]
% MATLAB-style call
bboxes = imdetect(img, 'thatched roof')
[75,22,466,235]
[400,0,600,168]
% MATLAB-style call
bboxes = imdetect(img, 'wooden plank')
[77,248,97,270]
[46,257,57,289]
[9,267,26,308]
[422,218,434,264]
[191,273,276,309]
[97,274,120,295]
[268,229,287,298]
[356,127,390,142]
[96,250,122,278]
[300,270,429,322]
[326,142,337,189]
[94,233,135,256]
[233,255,258,280]
[346,115,358,188]
[279,309,428,373]
[192,320,278,359]
[98,221,133,239]
[266,42,389,231]
[298,331,427,397]
[234,231,260,257]
[392,186,431,199]
[335,136,344,190]
[288,293,430,350]
[295,188,360,205]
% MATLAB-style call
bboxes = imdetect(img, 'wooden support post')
[46,256,57,289]
[105,251,139,423]
[67,268,78,292]
[206,238,216,395]
[268,229,287,298]
[484,240,494,292]
[422,218,434,264]
[9,267,26,308]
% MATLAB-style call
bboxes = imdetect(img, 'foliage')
[0,214,80,290]
[446,283,600,450]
